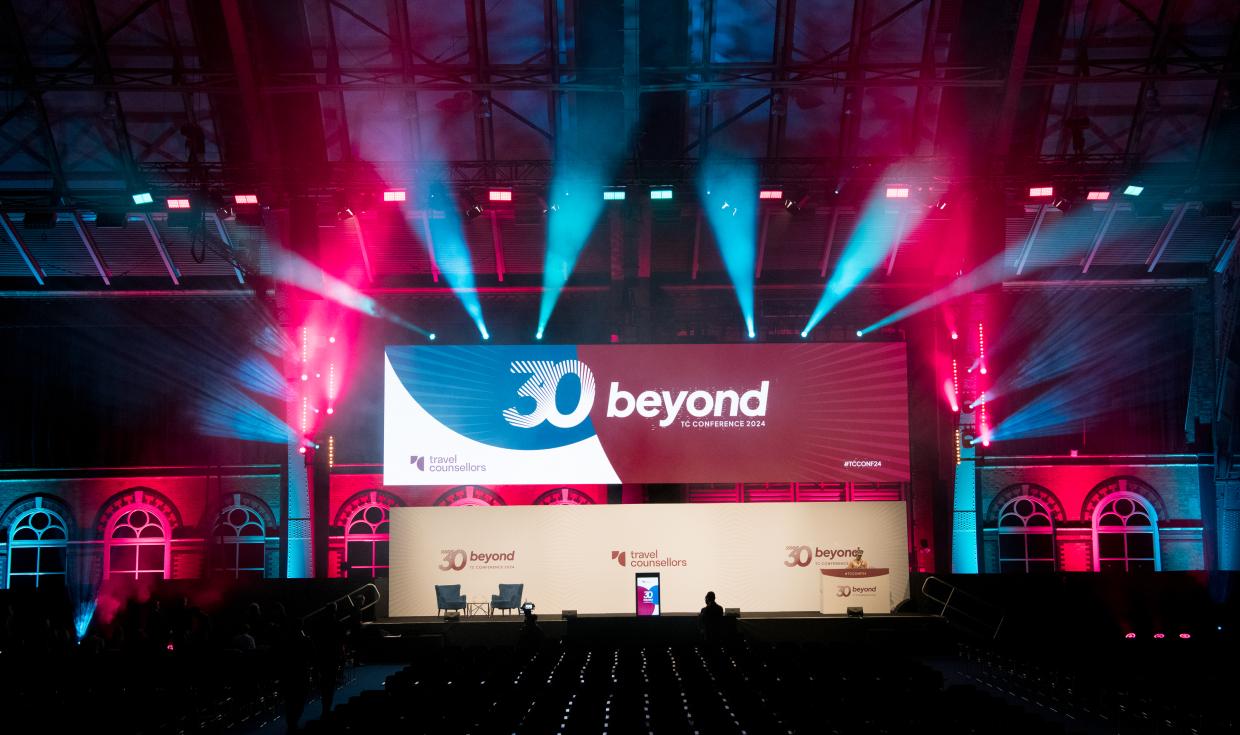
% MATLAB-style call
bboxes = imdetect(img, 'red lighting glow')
[488,190,512,202]
[1086,191,1110,201]
[298,446,307,455]
[1124,632,1137,639]
[1029,186,1054,198]
[383,190,406,202]
[1179,633,1191,639]
[1154,633,1165,639]
[943,379,959,412]
[167,198,191,209]
[950,331,958,340]
[759,190,783,200]
[234,194,259,204]
[885,186,910,199]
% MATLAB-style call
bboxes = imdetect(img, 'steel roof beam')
[0,211,45,285]
[70,210,111,285]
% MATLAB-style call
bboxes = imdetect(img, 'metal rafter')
[2,0,69,198]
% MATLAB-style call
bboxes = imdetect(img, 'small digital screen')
[635,573,660,616]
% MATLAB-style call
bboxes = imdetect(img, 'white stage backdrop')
[389,502,909,616]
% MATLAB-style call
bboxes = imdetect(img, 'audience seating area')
[304,639,1083,734]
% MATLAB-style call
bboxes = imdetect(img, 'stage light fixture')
[1125,632,1136,639]
[855,330,863,337]
[1086,190,1110,201]
[383,190,407,202]
[326,407,334,415]
[1179,633,1191,639]
[535,330,543,340]
[429,333,437,341]
[800,330,808,338]
[298,446,307,455]
[234,194,259,205]
[759,189,783,200]
[1051,195,1073,213]
[1154,633,1165,639]
[132,192,153,205]
[1029,186,1054,198]
[328,336,336,344]
[488,189,512,202]
[167,198,192,209]
[950,331,959,340]
[336,207,355,221]
[885,186,910,199]
[1124,184,1144,196]
[650,188,673,200]
[463,202,485,221]
[603,190,626,201]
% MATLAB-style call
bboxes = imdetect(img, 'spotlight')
[300,373,309,381]
[326,407,334,415]
[1154,633,1165,639]
[759,189,783,200]
[650,188,673,200]
[1029,186,1054,198]
[383,190,407,202]
[488,189,512,202]
[336,207,355,221]
[1179,633,1191,639]
[1050,195,1073,213]
[1124,632,1136,639]
[480,327,490,340]
[1086,190,1110,201]
[132,192,154,205]
[234,194,259,205]
[950,331,958,340]
[800,330,808,339]
[603,189,626,201]
[885,186,910,199]
[930,197,949,211]
[429,333,437,341]
[535,330,543,340]
[328,336,336,344]
[463,202,484,221]
[855,330,863,337]
[298,446,307,455]
[1123,184,1144,196]
[167,198,192,209]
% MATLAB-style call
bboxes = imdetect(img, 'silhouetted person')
[278,622,313,733]
[517,611,544,654]
[699,591,724,641]
[311,605,345,717]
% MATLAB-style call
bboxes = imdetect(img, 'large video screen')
[383,343,909,485]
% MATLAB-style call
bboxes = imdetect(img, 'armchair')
[435,584,467,616]
[490,584,524,615]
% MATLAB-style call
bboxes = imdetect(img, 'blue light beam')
[699,158,758,337]
[804,182,925,336]
[538,172,609,338]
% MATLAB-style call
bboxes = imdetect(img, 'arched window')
[7,501,68,589]
[345,503,390,579]
[212,505,267,579]
[1093,493,1160,572]
[996,496,1056,573]
[106,504,169,581]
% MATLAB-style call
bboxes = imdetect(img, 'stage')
[359,611,950,658]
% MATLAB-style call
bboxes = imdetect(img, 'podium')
[820,568,891,614]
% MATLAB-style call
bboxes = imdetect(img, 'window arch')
[212,500,268,579]
[7,499,68,589]
[105,502,170,581]
[345,502,390,579]
[1093,492,1160,572]
[996,496,1056,573]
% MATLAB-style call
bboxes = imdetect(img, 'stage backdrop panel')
[389,502,909,617]
[384,344,909,485]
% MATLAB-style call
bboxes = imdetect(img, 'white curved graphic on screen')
[384,355,620,485]
[502,359,596,429]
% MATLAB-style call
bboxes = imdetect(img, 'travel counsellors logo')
[410,454,486,473]
[610,549,686,568]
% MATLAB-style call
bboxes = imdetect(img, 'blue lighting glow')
[1124,185,1144,196]
[132,192,153,205]
[699,158,758,338]
[418,194,490,340]
[74,600,97,641]
[603,190,626,201]
[650,189,673,200]
[538,171,610,338]
[803,179,924,337]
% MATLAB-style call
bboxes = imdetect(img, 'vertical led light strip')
[977,323,991,446]
[328,435,335,469]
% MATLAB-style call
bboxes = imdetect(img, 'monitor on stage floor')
[636,573,661,616]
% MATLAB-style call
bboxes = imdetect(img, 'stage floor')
[361,611,950,656]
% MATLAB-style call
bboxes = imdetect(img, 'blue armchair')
[490,584,524,615]
[435,584,467,616]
